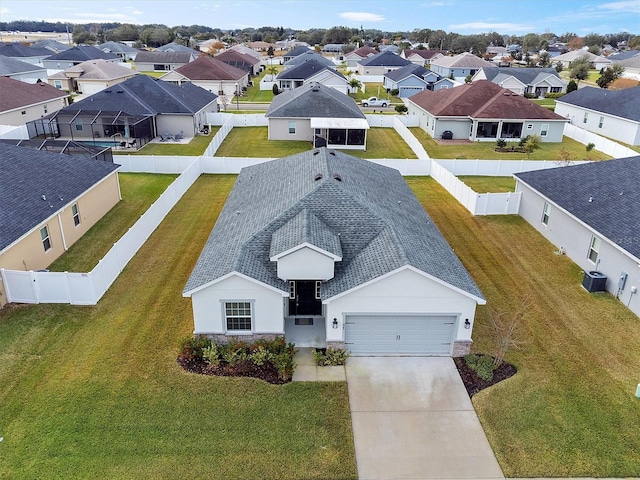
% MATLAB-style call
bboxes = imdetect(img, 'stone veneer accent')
[452,340,472,357]
[326,341,346,350]
[202,333,282,344]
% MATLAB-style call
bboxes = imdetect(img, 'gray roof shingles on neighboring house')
[283,51,334,69]
[284,46,313,58]
[0,43,52,58]
[384,64,435,82]
[515,156,640,260]
[266,82,364,119]
[359,50,411,67]
[134,51,195,65]
[98,41,141,55]
[59,74,217,116]
[156,42,201,55]
[0,55,47,76]
[277,59,345,81]
[556,86,640,122]
[44,45,119,62]
[480,66,563,85]
[184,148,484,301]
[0,143,120,251]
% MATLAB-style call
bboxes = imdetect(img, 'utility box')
[582,270,607,293]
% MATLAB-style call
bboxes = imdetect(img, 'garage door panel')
[345,315,456,355]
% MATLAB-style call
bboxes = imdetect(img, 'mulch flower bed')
[454,356,517,397]
[177,356,290,385]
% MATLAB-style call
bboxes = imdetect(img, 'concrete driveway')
[346,357,505,480]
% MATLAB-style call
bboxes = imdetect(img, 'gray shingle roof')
[184,148,484,300]
[277,59,344,81]
[0,54,47,75]
[266,82,364,119]
[0,43,51,58]
[156,43,201,55]
[0,143,120,251]
[270,209,342,259]
[556,86,640,122]
[285,46,313,57]
[283,51,334,69]
[515,156,640,259]
[480,67,562,85]
[98,41,141,55]
[134,51,195,64]
[59,74,217,116]
[359,50,411,67]
[44,45,119,62]
[384,64,434,82]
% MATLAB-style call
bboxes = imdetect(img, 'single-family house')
[41,46,121,69]
[183,147,485,355]
[554,86,640,145]
[276,59,349,93]
[133,51,197,72]
[0,76,69,126]
[156,42,201,56]
[514,157,640,318]
[429,52,495,81]
[0,43,52,65]
[160,56,249,98]
[322,43,344,54]
[32,75,218,145]
[407,80,567,141]
[357,50,411,75]
[30,39,71,54]
[227,44,263,60]
[379,45,399,54]
[265,82,368,150]
[401,49,445,67]
[246,41,277,53]
[383,64,441,96]
[432,77,463,91]
[282,46,313,63]
[552,50,611,69]
[612,55,640,79]
[0,55,48,83]
[344,45,377,68]
[47,59,137,96]
[215,49,261,76]
[283,51,334,70]
[0,143,121,307]
[472,67,567,97]
[97,41,140,61]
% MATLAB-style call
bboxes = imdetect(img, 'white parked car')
[360,97,389,107]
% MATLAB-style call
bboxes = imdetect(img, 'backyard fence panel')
[36,272,72,303]
[1,270,37,304]
[433,159,590,176]
[207,112,234,125]
[393,117,429,159]
[365,115,395,127]
[67,273,97,305]
[475,192,522,215]
[564,124,636,158]
[368,159,431,176]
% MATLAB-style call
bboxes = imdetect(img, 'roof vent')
[333,174,342,182]
[329,151,336,156]
[314,173,323,181]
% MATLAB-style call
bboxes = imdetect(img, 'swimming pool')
[77,140,121,148]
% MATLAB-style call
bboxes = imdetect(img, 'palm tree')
[349,77,362,94]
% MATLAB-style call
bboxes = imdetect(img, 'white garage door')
[344,315,456,355]
[399,86,424,97]
[78,82,105,95]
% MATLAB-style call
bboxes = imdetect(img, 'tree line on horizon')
[1,19,638,54]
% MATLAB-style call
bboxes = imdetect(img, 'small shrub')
[202,343,220,367]
[544,92,565,98]
[220,341,248,366]
[496,138,507,149]
[272,83,280,95]
[389,88,399,97]
[178,335,211,360]
[523,92,536,99]
[273,352,295,380]
[394,104,408,114]
[586,142,595,152]
[475,355,496,381]
[249,346,274,366]
[314,347,351,366]
[463,353,479,369]
[518,135,530,147]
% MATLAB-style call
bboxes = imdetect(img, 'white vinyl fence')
[434,158,590,176]
[563,123,637,159]
[1,157,202,305]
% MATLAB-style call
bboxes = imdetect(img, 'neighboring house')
[0,55,48,83]
[228,44,263,60]
[356,50,411,75]
[246,41,276,53]
[97,41,140,61]
[265,82,368,150]
[282,46,313,63]
[514,157,640,318]
[613,55,640,79]
[429,52,495,81]
[472,67,567,97]
[215,49,261,76]
[344,45,377,68]
[0,143,121,307]
[400,49,445,67]
[486,45,508,56]
[33,75,218,144]
[379,45,399,54]
[283,51,334,70]
[552,50,611,69]
[383,64,441,96]
[160,56,249,97]
[322,43,344,54]
[432,77,463,91]
[156,42,201,55]
[30,39,71,54]
[47,59,137,96]
[0,43,52,65]
[554,86,640,145]
[608,50,640,62]
[276,59,348,93]
[134,51,197,72]
[42,46,121,69]
[183,148,485,355]
[407,80,567,141]
[0,76,69,126]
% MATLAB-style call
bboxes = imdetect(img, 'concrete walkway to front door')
[346,357,505,480]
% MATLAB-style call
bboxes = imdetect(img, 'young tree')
[555,61,564,73]
[523,134,541,159]
[569,55,591,83]
[596,64,625,89]
[272,83,280,95]
[538,51,550,67]
[485,296,531,368]
[566,79,578,92]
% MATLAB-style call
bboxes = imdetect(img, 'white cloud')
[422,1,453,6]
[449,22,534,32]
[339,12,385,22]
[598,1,640,13]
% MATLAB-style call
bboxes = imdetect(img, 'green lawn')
[457,175,516,193]
[531,98,556,110]
[121,131,219,156]
[214,127,416,159]
[49,173,177,272]
[409,127,612,160]
[408,177,640,477]
[237,64,280,103]
[0,175,356,479]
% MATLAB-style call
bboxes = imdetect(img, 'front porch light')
[332,318,338,329]
[464,319,471,329]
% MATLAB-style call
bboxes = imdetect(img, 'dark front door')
[289,281,322,316]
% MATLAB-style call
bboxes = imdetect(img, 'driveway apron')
[346,357,505,480]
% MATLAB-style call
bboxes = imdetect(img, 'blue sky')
[1,0,638,35]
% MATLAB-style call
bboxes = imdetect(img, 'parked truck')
[360,97,389,107]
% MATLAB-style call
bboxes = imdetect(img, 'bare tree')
[485,296,531,367]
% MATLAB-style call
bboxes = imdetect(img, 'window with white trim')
[587,236,601,264]
[315,281,321,300]
[540,123,549,137]
[72,203,80,226]
[288,121,296,134]
[289,281,295,299]
[224,302,252,331]
[598,116,604,128]
[40,226,51,252]
[54,80,62,89]
[541,202,550,225]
